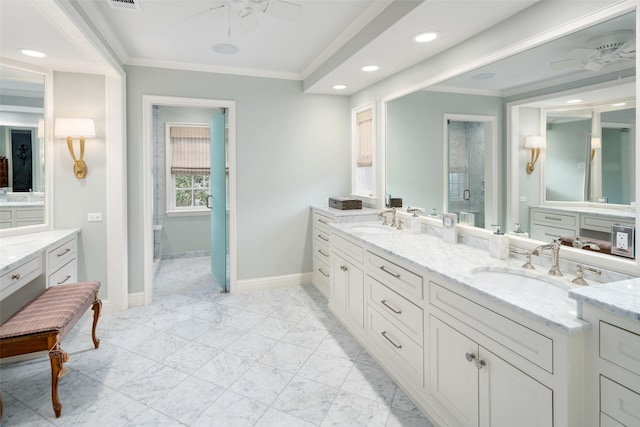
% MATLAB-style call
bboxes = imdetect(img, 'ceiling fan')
[188,0,302,34]
[550,30,636,72]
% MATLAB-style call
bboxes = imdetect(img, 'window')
[352,104,375,198]
[166,124,210,213]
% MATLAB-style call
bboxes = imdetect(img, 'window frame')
[165,121,211,216]
[351,102,376,202]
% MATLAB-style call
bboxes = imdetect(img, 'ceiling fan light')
[263,0,301,21]
[238,7,259,32]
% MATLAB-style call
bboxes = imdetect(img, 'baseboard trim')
[235,272,313,293]
[128,292,145,308]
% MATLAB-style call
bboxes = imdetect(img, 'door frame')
[142,95,237,303]
[442,114,498,230]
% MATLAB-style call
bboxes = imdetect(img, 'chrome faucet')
[379,208,397,227]
[572,237,601,251]
[532,239,563,276]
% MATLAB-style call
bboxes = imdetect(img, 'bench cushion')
[0,282,100,339]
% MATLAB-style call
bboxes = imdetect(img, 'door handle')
[463,189,470,201]
[206,194,212,209]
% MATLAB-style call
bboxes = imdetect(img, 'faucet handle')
[510,248,535,270]
[571,264,602,286]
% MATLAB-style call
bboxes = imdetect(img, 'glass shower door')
[210,110,228,292]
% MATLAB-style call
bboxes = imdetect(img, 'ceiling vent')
[108,0,142,12]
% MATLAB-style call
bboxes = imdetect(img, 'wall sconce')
[524,135,546,174]
[54,118,95,179]
[590,136,601,161]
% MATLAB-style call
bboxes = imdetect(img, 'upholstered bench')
[0,281,101,418]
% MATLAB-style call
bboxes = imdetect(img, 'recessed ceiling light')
[332,84,347,90]
[612,102,626,107]
[361,65,379,72]
[567,99,582,104]
[413,31,440,43]
[18,48,46,58]
[212,43,239,55]
[471,72,495,80]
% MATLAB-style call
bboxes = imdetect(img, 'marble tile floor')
[0,256,433,427]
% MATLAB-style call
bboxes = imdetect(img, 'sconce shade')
[54,118,95,179]
[591,137,602,149]
[524,135,546,149]
[524,135,545,175]
[54,118,95,138]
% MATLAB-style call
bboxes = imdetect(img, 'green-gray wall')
[125,66,351,292]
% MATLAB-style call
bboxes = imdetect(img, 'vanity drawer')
[532,210,576,227]
[429,282,553,373]
[47,237,77,272]
[600,321,640,376]
[0,210,11,221]
[313,254,330,297]
[332,233,363,264]
[581,215,634,233]
[530,223,576,241]
[368,307,423,390]
[0,256,43,300]
[313,234,330,262]
[313,212,333,236]
[48,259,77,287]
[15,208,44,220]
[601,376,640,426]
[366,251,423,300]
[368,275,423,346]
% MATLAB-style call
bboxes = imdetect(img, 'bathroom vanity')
[0,229,79,323]
[326,220,603,427]
[311,205,379,298]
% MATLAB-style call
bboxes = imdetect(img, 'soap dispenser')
[489,224,509,259]
[407,207,423,234]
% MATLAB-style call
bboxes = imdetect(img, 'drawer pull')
[381,299,402,314]
[340,265,348,272]
[465,352,476,362]
[318,268,329,278]
[379,266,400,278]
[381,331,402,349]
[317,234,329,242]
[317,218,330,225]
[544,233,561,238]
[11,273,21,281]
[57,275,72,285]
[544,216,562,221]
[318,249,329,257]
[56,248,71,257]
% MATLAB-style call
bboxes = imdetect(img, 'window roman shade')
[356,108,373,167]
[170,126,210,175]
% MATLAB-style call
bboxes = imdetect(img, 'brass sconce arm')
[524,135,546,175]
[526,147,541,175]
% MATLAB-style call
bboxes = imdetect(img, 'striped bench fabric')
[0,281,102,418]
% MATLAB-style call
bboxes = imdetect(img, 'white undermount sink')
[350,225,392,234]
[471,268,569,299]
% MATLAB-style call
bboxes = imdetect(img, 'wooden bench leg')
[48,348,69,418]
[91,299,102,349]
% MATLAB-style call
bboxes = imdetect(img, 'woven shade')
[356,109,373,167]
[170,126,210,175]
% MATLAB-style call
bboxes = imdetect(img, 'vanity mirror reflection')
[0,64,47,230]
[384,9,636,262]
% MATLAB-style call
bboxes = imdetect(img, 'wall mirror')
[0,64,47,230]
[385,9,635,251]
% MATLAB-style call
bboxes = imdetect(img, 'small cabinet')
[330,232,365,329]
[430,316,553,427]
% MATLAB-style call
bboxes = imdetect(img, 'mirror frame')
[381,4,638,275]
[0,59,54,237]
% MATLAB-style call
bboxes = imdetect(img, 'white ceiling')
[1,0,545,95]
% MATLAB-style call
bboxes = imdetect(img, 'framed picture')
[611,224,635,258]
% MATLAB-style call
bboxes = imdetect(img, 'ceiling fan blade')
[186,4,227,20]
[238,7,260,32]
[584,60,605,72]
[615,39,636,55]
[263,0,302,21]
[550,57,583,71]
[567,47,598,60]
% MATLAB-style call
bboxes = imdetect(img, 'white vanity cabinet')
[46,235,78,286]
[312,211,333,297]
[529,208,578,241]
[430,315,552,427]
[329,232,365,330]
[580,305,640,427]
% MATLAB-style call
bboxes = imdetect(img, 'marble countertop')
[0,229,80,275]
[532,205,636,220]
[0,201,45,207]
[330,221,591,335]
[569,279,640,322]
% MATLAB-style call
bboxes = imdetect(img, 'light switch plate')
[88,213,103,222]
[611,224,634,258]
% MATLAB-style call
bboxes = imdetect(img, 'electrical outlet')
[616,231,628,250]
[88,213,102,222]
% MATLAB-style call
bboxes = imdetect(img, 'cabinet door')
[330,253,348,309]
[345,263,364,328]
[478,347,552,427]
[430,316,479,427]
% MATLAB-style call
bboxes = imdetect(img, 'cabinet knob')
[340,265,348,272]
[465,352,476,362]
[11,273,21,281]
[475,359,486,369]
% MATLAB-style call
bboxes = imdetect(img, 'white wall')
[53,71,108,297]
[125,66,351,293]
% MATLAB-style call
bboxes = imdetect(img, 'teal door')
[210,110,228,292]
